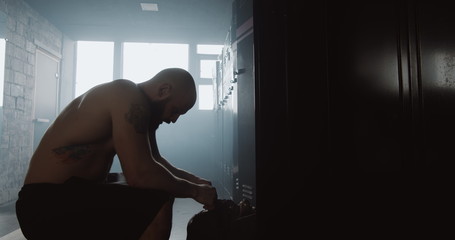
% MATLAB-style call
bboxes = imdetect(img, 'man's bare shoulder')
[109,80,152,137]
[111,79,136,87]
[74,80,137,109]
[107,79,138,94]
[106,80,150,120]
[103,79,144,102]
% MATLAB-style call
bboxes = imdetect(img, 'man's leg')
[139,198,175,240]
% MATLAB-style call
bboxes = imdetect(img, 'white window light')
[197,44,224,55]
[198,85,214,110]
[140,3,159,12]
[200,60,218,79]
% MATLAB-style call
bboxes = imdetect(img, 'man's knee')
[168,196,175,205]
[161,196,174,214]
[157,196,174,222]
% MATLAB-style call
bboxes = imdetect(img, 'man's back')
[16,68,219,240]
[24,79,143,185]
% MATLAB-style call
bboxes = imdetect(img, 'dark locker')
[417,0,455,175]
[253,0,452,238]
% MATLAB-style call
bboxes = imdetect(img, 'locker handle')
[33,118,50,123]
[232,68,246,83]
[235,68,246,75]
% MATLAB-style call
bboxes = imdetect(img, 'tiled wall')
[0,0,63,204]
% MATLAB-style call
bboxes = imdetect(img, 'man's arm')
[109,81,216,207]
[149,129,212,186]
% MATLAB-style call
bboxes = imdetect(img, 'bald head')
[137,68,197,121]
[151,68,194,88]
[153,68,196,107]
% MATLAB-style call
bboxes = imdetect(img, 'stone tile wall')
[0,0,63,204]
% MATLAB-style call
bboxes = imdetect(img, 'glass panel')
[200,60,217,79]
[75,41,114,97]
[0,38,5,139]
[197,44,223,55]
[0,38,5,107]
[123,43,189,83]
[198,85,214,110]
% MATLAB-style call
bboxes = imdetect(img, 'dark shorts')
[16,176,170,240]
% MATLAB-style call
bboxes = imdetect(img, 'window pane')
[75,41,114,97]
[123,43,188,83]
[197,44,223,55]
[0,38,5,107]
[200,60,217,79]
[198,85,214,110]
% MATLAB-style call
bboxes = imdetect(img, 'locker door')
[235,31,255,205]
[417,1,455,174]
[233,0,255,205]
[326,1,405,173]
[33,50,60,151]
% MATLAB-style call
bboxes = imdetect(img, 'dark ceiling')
[23,0,233,43]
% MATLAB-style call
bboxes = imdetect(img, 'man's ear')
[158,83,172,99]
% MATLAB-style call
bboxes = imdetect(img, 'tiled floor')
[169,198,206,240]
[0,198,205,240]
[0,201,19,239]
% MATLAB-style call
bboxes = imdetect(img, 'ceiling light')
[140,3,159,11]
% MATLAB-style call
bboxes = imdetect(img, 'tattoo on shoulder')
[53,144,92,162]
[124,104,148,134]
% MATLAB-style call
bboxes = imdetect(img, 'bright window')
[123,43,189,83]
[198,85,214,110]
[200,60,218,79]
[197,44,222,110]
[0,38,5,107]
[197,44,223,55]
[75,41,114,97]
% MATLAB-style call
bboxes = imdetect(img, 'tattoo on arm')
[53,144,92,162]
[124,104,148,134]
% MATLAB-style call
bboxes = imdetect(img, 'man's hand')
[194,184,217,210]
[194,177,212,186]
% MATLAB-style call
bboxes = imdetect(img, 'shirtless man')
[15,68,217,240]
